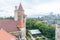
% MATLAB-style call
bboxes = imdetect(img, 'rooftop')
[29,29,41,34]
[0,29,16,40]
[0,19,18,32]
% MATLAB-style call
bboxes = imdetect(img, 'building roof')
[29,29,41,34]
[0,3,25,32]
[18,3,23,10]
[0,29,16,40]
[0,19,18,32]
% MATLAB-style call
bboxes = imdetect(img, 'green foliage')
[5,16,14,19]
[0,17,3,20]
[26,30,31,38]
[34,21,55,40]
[26,18,37,29]
[26,18,55,40]
[0,16,14,20]
[36,37,45,40]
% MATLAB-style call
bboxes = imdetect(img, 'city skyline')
[0,0,60,17]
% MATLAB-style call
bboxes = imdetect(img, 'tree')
[26,18,36,29]
[34,21,55,40]
[5,16,14,19]
[26,18,55,40]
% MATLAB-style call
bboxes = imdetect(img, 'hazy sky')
[0,0,60,17]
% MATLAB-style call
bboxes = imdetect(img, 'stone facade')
[55,24,60,40]
[14,3,26,40]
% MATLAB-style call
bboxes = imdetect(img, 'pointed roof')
[0,29,16,40]
[18,3,24,10]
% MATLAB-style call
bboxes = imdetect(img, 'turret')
[14,3,26,40]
